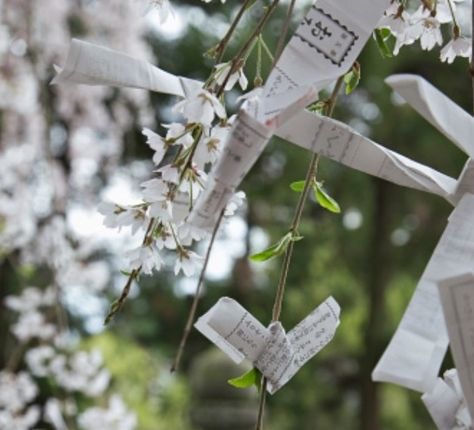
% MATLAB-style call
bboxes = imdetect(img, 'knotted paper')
[195,296,340,394]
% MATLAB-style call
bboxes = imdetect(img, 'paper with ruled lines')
[195,296,340,394]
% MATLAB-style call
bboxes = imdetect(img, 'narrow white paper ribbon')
[194,296,340,394]
[51,38,201,97]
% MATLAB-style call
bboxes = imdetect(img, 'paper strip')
[195,296,340,394]
[373,194,474,392]
[275,109,458,203]
[422,377,461,430]
[260,0,391,120]
[385,74,474,159]
[438,272,474,426]
[51,39,200,97]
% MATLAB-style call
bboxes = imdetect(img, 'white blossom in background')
[441,36,472,63]
[2,288,137,429]
[78,395,137,430]
[213,62,249,91]
[0,371,40,430]
[377,0,472,62]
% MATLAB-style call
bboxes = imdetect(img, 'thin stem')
[446,0,459,29]
[254,75,345,430]
[272,0,296,67]
[217,0,281,97]
[216,0,255,63]
[170,209,225,372]
[104,218,156,324]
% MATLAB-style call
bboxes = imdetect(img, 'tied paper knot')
[194,296,340,394]
[422,369,473,430]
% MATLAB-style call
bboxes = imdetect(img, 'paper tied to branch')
[50,42,464,209]
[51,39,201,97]
[188,0,390,229]
[422,369,472,430]
[276,109,458,204]
[371,74,474,394]
[194,296,340,394]
[437,272,474,427]
[187,85,317,230]
[372,194,474,393]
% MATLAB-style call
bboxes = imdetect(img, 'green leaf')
[228,368,260,389]
[120,270,133,277]
[307,100,327,114]
[373,28,393,59]
[250,232,293,262]
[343,63,360,95]
[290,180,306,192]
[314,182,341,214]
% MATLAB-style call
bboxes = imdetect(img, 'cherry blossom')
[126,244,164,274]
[440,37,472,63]
[173,89,226,127]
[213,61,249,91]
[174,249,204,276]
[143,127,168,165]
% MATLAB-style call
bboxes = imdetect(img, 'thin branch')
[254,75,345,430]
[104,218,155,324]
[170,209,225,372]
[216,0,255,63]
[272,0,296,67]
[217,0,281,97]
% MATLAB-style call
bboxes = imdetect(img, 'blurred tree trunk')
[0,259,14,369]
[360,178,392,430]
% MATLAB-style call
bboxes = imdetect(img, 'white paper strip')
[260,0,391,120]
[373,194,474,392]
[422,377,461,430]
[438,272,474,426]
[275,110,458,203]
[386,75,474,159]
[51,39,200,97]
[51,43,461,207]
[195,296,340,394]
[187,86,317,229]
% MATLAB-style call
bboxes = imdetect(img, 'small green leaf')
[307,100,327,114]
[250,232,293,262]
[290,180,306,192]
[343,62,361,95]
[373,28,393,59]
[228,368,260,389]
[314,182,341,214]
[120,270,133,277]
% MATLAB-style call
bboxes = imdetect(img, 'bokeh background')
[1,0,473,429]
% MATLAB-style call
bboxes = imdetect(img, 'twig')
[254,75,345,430]
[104,218,155,324]
[217,0,281,97]
[216,0,255,63]
[170,209,225,372]
[272,0,296,67]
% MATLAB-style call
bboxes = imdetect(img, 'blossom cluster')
[377,0,471,63]
[99,65,247,279]
[1,287,136,430]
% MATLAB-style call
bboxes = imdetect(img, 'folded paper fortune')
[194,296,340,394]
